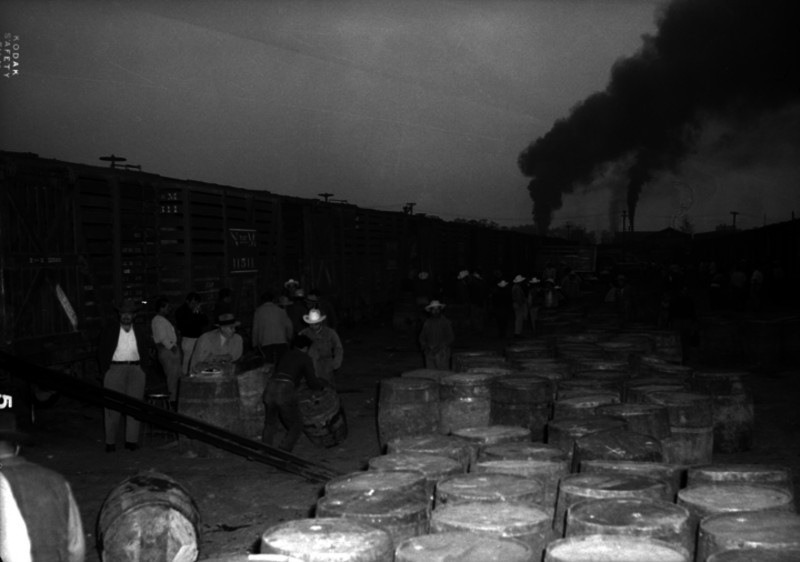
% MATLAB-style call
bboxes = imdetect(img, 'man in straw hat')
[0,409,86,561]
[190,312,244,375]
[511,274,528,338]
[418,300,454,370]
[97,298,150,452]
[299,308,343,389]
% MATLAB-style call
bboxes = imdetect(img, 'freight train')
[0,151,543,370]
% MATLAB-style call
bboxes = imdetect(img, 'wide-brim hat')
[497,280,509,288]
[529,277,541,284]
[513,275,526,283]
[284,278,300,288]
[418,271,429,280]
[457,270,469,280]
[116,298,140,314]
[0,411,30,444]
[303,308,327,324]
[215,313,241,327]
[425,300,446,311]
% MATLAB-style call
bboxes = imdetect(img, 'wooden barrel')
[661,426,714,466]
[325,470,429,504]
[96,471,200,562]
[436,472,545,507]
[377,377,440,450]
[400,368,452,384]
[199,555,303,562]
[595,403,671,440]
[316,489,430,545]
[473,458,569,509]
[637,357,692,380]
[439,374,496,434]
[580,460,686,501]
[572,429,663,472]
[565,498,693,555]
[677,484,795,536]
[545,535,690,562]
[430,502,552,559]
[625,382,688,404]
[510,359,572,382]
[553,393,621,419]
[687,464,794,493]
[479,442,567,463]
[178,374,241,458]
[505,341,553,361]
[491,376,553,441]
[554,474,670,536]
[260,518,393,562]
[386,434,472,472]
[237,363,272,440]
[644,391,714,427]
[546,416,627,466]
[297,387,348,448]
[451,350,501,373]
[395,531,536,562]
[368,453,463,505]
[450,425,531,463]
[707,549,800,562]
[697,510,800,562]
[557,378,623,399]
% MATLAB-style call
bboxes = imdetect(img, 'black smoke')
[518,0,800,233]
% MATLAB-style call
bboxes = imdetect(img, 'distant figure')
[511,275,528,338]
[561,269,581,301]
[614,275,633,326]
[418,300,455,370]
[749,264,765,313]
[283,278,301,300]
[151,297,182,408]
[213,287,233,319]
[455,270,471,305]
[729,264,748,310]
[468,271,488,334]
[413,271,435,306]
[0,411,86,561]
[190,312,243,374]
[491,279,513,339]
[96,298,150,452]
[261,334,328,452]
[527,277,542,335]
[252,290,293,364]
[175,292,208,375]
[300,308,344,389]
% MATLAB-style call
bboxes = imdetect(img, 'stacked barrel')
[252,319,797,561]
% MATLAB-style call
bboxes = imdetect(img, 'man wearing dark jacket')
[96,298,150,452]
[261,334,327,451]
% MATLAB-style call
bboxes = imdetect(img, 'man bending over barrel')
[261,334,328,452]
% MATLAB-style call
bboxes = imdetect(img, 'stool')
[144,392,178,445]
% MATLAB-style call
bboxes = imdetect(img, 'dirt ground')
[18,290,800,562]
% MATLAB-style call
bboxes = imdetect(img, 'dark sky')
[6,0,791,233]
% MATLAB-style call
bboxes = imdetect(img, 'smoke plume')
[518,0,799,233]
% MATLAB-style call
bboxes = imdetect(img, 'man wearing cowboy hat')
[299,308,343,388]
[190,312,244,375]
[418,300,454,370]
[511,274,529,338]
[97,298,151,452]
[0,411,86,561]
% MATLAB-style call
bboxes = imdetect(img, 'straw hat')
[418,271,429,280]
[529,277,541,284]
[284,278,299,288]
[424,300,446,311]
[513,275,526,283]
[457,270,469,280]
[497,280,509,288]
[303,308,327,324]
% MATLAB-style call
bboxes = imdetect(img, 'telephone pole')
[318,192,334,203]
[730,211,739,230]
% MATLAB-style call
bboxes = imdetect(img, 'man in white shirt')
[97,298,150,452]
[252,290,293,364]
[151,297,182,409]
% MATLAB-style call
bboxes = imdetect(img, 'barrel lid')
[381,377,437,391]
[452,425,531,444]
[400,369,453,381]
[368,452,462,477]
[395,531,534,562]
[573,369,629,380]
[574,429,663,462]
[438,473,543,502]
[568,497,689,527]
[325,470,427,497]
[545,535,689,562]
[700,510,800,545]
[561,473,667,493]
[547,416,627,435]
[474,458,569,477]
[440,373,498,385]
[688,464,793,487]
[261,518,392,557]
[555,393,620,408]
[678,484,794,512]
[596,403,668,417]
[707,549,800,562]
[432,501,550,531]
[646,391,712,406]
[480,442,567,462]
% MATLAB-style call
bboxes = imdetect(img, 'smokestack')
[518,0,800,234]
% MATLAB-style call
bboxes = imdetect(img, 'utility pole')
[318,192,334,203]
[730,211,739,230]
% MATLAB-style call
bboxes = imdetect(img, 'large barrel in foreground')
[96,471,200,562]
